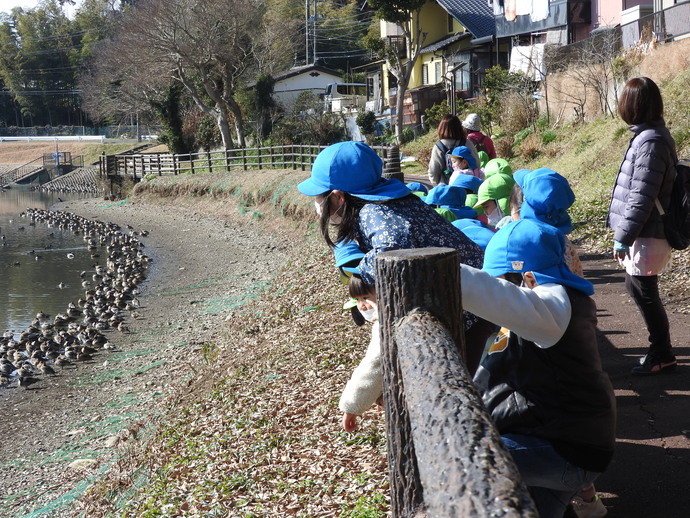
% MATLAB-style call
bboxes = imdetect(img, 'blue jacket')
[607,121,676,246]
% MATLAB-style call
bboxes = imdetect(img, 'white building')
[271,65,342,111]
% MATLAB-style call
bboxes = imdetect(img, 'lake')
[0,187,98,338]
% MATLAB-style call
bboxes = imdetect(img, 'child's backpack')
[655,159,690,250]
[468,134,487,154]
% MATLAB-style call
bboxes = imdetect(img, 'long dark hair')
[437,114,466,141]
[319,191,369,248]
[618,77,664,125]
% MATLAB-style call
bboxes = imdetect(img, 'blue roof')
[437,0,495,40]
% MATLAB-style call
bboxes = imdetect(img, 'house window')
[435,61,442,84]
[448,14,454,33]
[422,63,428,85]
[450,53,471,92]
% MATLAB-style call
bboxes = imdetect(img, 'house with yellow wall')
[376,0,501,128]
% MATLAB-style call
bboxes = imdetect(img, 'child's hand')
[342,412,359,432]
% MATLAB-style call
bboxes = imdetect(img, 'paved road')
[581,253,690,518]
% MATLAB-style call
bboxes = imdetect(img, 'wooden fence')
[376,248,537,517]
[98,144,402,180]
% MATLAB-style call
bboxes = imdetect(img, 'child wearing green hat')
[338,273,383,433]
[473,172,515,228]
[460,218,616,518]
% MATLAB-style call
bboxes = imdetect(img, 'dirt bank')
[0,178,305,517]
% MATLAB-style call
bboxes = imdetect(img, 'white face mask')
[359,306,378,322]
[486,205,505,227]
[315,193,332,217]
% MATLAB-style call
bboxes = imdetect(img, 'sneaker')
[631,356,677,375]
[570,494,608,518]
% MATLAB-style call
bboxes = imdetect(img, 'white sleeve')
[338,322,383,415]
[460,265,572,348]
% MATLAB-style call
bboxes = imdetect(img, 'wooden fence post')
[207,150,212,173]
[375,248,538,517]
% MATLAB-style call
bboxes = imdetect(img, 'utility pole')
[313,0,317,64]
[305,0,310,65]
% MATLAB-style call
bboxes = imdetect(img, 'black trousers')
[624,273,673,360]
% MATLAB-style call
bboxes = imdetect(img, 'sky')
[0,0,82,16]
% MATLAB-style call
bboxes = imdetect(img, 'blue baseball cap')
[448,146,477,169]
[423,184,467,208]
[450,173,483,193]
[452,218,496,250]
[513,168,575,234]
[297,141,411,201]
[333,239,365,268]
[483,219,593,295]
[405,181,429,195]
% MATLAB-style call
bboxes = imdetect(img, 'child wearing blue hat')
[404,181,428,197]
[448,145,484,183]
[333,239,367,326]
[423,184,477,222]
[458,219,616,518]
[298,141,484,288]
[299,141,495,373]
[451,218,495,250]
[511,168,583,277]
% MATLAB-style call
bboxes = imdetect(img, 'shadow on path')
[585,255,690,518]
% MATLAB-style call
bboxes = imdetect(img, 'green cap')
[477,150,490,168]
[473,173,515,213]
[484,158,512,178]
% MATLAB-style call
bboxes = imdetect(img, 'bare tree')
[363,0,427,141]
[86,0,275,150]
[546,28,623,122]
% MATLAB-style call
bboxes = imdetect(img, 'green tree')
[240,73,278,144]
[362,0,427,142]
[0,1,77,125]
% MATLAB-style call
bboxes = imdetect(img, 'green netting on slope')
[155,277,230,296]
[99,197,129,208]
[72,359,167,386]
[202,281,272,314]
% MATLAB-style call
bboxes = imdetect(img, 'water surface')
[0,187,98,337]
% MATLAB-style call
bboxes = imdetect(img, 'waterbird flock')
[0,208,151,390]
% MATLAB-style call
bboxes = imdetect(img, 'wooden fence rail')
[98,144,400,180]
[376,248,538,517]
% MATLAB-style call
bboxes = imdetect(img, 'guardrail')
[375,248,537,516]
[0,157,44,187]
[0,135,106,143]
